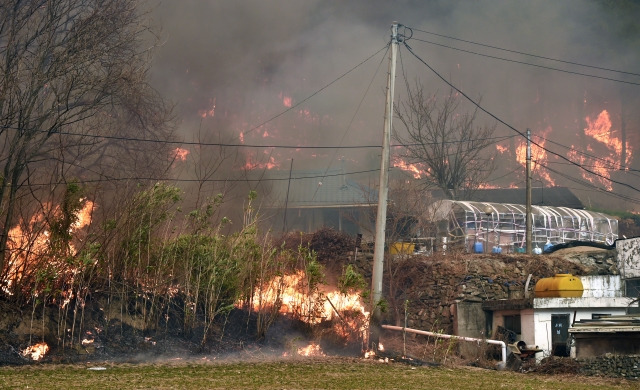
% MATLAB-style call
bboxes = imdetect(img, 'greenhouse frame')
[433,200,618,253]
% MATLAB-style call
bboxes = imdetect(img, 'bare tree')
[393,83,497,200]
[0,0,174,277]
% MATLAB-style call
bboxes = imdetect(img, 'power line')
[533,134,639,173]
[538,162,640,205]
[312,42,390,202]
[409,27,640,78]
[401,41,640,195]
[408,36,640,87]
[2,125,517,150]
[22,168,383,187]
[540,160,640,182]
[238,44,389,140]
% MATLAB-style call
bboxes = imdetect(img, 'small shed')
[570,315,640,358]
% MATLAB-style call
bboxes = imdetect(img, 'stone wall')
[350,250,613,334]
[617,237,640,279]
[579,354,640,379]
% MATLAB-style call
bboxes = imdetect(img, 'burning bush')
[1,183,372,358]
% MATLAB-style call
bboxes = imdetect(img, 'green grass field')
[0,358,634,390]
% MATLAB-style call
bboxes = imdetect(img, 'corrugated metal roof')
[570,315,640,333]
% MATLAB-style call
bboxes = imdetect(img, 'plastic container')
[534,274,583,298]
[389,242,415,255]
[473,242,483,253]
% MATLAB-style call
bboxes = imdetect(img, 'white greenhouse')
[431,200,618,254]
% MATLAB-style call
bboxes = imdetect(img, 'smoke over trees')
[0,0,174,279]
[393,84,498,200]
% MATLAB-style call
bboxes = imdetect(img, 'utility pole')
[370,22,399,351]
[525,128,532,254]
[283,158,293,233]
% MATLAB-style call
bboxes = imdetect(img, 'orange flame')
[572,109,632,191]
[198,98,216,118]
[22,342,49,361]
[392,157,426,179]
[244,155,279,170]
[282,95,292,108]
[584,110,628,161]
[243,270,369,344]
[297,342,325,357]
[4,200,95,292]
[515,126,555,186]
[495,144,508,154]
[171,148,189,162]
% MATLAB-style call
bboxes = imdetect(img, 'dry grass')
[0,357,634,390]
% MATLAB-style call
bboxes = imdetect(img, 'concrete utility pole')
[526,128,532,254]
[370,22,399,350]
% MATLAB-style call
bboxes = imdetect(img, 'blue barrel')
[473,242,483,253]
[492,246,502,254]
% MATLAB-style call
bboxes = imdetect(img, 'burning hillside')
[0,236,618,368]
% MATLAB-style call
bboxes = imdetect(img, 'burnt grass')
[0,229,623,374]
[0,228,364,366]
[0,290,369,366]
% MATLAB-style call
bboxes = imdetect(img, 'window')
[503,315,521,335]
[625,278,640,298]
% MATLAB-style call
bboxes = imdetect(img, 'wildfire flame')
[22,342,49,361]
[4,200,95,293]
[198,98,216,118]
[392,157,426,179]
[243,269,370,349]
[495,144,508,154]
[244,155,280,170]
[364,343,385,359]
[171,147,189,162]
[297,342,325,357]
[584,110,628,162]
[515,125,555,186]
[281,93,292,108]
[570,110,633,191]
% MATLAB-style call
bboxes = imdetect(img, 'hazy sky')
[148,0,640,209]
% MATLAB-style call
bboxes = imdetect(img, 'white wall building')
[485,275,635,360]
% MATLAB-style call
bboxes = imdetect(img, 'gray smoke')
[148,0,640,210]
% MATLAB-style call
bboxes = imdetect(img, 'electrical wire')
[409,27,640,78]
[2,124,517,149]
[538,161,640,205]
[238,44,389,140]
[533,134,640,173]
[311,43,390,201]
[401,41,640,195]
[408,37,640,87]
[21,168,382,186]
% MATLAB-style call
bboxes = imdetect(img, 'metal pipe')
[381,325,507,368]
